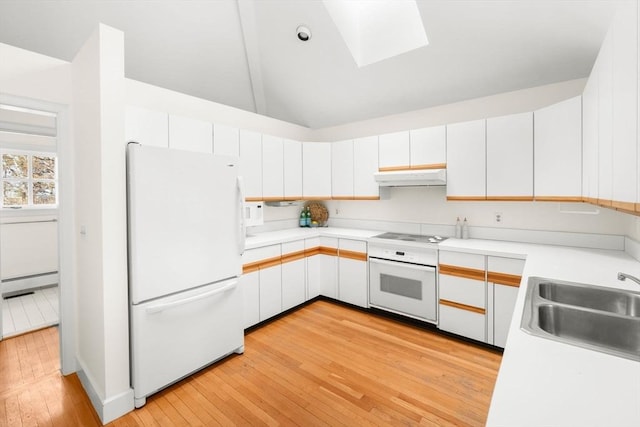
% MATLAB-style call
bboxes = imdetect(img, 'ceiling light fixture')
[296,25,311,42]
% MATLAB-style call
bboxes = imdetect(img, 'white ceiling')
[0,0,617,129]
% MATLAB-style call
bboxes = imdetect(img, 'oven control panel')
[368,245,438,265]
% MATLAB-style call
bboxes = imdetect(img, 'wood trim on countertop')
[245,197,264,202]
[281,250,306,264]
[439,299,486,315]
[319,246,339,256]
[439,264,486,281]
[612,200,636,212]
[353,196,381,200]
[338,249,368,262]
[242,255,282,273]
[304,247,322,257]
[331,196,354,200]
[487,272,522,287]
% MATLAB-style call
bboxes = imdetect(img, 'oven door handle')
[369,257,436,272]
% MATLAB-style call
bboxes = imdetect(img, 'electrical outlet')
[495,212,503,223]
[335,208,339,215]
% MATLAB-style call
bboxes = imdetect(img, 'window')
[1,150,57,208]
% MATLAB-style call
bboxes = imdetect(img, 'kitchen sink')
[522,277,640,361]
[538,281,640,317]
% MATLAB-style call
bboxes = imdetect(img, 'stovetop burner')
[373,232,447,244]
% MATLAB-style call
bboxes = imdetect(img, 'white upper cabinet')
[486,112,533,199]
[283,139,303,200]
[534,97,582,200]
[378,131,410,170]
[353,136,379,199]
[262,134,284,200]
[168,115,213,153]
[239,129,262,201]
[213,123,240,157]
[125,106,168,148]
[410,125,446,169]
[598,28,614,205]
[331,139,354,199]
[612,0,638,209]
[303,142,332,199]
[446,119,486,200]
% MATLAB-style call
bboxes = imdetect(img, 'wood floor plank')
[0,301,501,426]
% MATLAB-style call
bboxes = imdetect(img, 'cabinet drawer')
[439,304,486,342]
[487,256,525,287]
[439,251,485,270]
[439,274,485,308]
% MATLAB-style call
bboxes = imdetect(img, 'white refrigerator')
[127,143,245,408]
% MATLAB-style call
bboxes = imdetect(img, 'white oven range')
[368,233,446,323]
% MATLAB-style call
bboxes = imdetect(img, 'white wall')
[313,79,587,141]
[125,79,314,141]
[326,186,632,236]
[0,43,72,104]
[72,24,132,422]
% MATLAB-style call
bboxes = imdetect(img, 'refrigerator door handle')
[145,279,238,314]
[237,176,246,255]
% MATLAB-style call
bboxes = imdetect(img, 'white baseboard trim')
[1,272,58,296]
[76,358,134,424]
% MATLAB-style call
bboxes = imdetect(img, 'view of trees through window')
[1,152,57,207]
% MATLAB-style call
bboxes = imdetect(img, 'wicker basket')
[304,201,329,226]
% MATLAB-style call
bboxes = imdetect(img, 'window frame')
[1,149,58,210]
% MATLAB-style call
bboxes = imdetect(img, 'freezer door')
[130,278,243,403]
[128,144,244,304]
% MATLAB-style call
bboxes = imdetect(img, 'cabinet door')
[305,237,321,300]
[240,270,260,329]
[239,129,262,201]
[283,139,303,200]
[612,1,638,210]
[125,106,168,148]
[213,123,240,156]
[338,239,368,308]
[446,119,486,200]
[303,142,332,199]
[534,97,582,200]
[378,131,410,170]
[410,126,446,169]
[598,28,614,205]
[487,256,524,348]
[281,241,306,311]
[486,112,533,199]
[353,136,379,199]
[259,264,282,321]
[262,134,284,200]
[493,284,519,348]
[319,237,338,298]
[332,140,354,199]
[168,115,213,153]
[583,69,599,202]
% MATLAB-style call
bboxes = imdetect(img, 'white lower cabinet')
[319,237,338,298]
[281,241,306,311]
[337,239,368,308]
[438,251,524,348]
[241,244,282,325]
[305,237,321,300]
[438,251,487,342]
[240,270,260,329]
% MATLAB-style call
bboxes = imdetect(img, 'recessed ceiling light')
[296,25,311,42]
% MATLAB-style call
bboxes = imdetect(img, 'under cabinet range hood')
[374,169,446,187]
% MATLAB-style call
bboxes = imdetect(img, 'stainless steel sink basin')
[538,281,640,317]
[522,277,640,361]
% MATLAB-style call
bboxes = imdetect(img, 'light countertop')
[245,228,640,426]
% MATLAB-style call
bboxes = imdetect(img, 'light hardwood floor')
[0,300,502,426]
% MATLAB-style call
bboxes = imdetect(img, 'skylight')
[323,0,429,67]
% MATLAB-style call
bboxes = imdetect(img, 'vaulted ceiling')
[0,0,617,129]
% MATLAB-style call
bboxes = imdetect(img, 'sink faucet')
[617,272,640,286]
